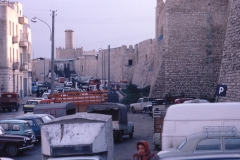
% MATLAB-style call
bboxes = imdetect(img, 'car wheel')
[131,107,136,113]
[8,106,13,112]
[118,132,123,143]
[129,132,133,139]
[16,104,19,111]
[5,144,18,157]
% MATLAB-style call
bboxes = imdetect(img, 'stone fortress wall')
[218,0,240,102]
[151,0,229,99]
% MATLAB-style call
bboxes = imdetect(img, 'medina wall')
[131,39,156,88]
[56,47,83,59]
[218,0,240,102]
[74,55,97,78]
[151,0,229,98]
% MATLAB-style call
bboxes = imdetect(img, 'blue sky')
[16,0,156,58]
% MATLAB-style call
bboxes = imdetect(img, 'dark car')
[15,114,54,140]
[55,86,63,92]
[32,86,38,94]
[0,119,37,143]
[158,126,240,160]
[0,126,33,157]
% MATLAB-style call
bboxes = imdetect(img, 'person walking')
[36,89,40,98]
[133,140,159,160]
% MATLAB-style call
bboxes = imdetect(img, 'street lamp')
[31,17,52,41]
[31,11,56,94]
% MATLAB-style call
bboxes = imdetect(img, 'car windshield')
[24,120,34,126]
[177,138,187,150]
[35,118,44,125]
[42,116,52,122]
[0,128,4,135]
[26,101,39,105]
[23,123,31,130]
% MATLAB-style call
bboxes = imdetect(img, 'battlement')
[138,39,153,46]
[56,47,83,50]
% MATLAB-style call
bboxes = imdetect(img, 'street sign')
[216,85,227,96]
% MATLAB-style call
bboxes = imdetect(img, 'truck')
[0,92,20,112]
[41,113,114,160]
[33,102,76,118]
[87,103,134,143]
[130,97,156,113]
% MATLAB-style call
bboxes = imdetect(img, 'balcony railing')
[18,16,28,24]
[20,63,28,71]
[12,36,19,44]
[19,40,28,47]
[12,62,19,70]
[19,33,29,47]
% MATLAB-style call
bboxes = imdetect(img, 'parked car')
[15,114,55,140]
[65,82,73,87]
[32,86,38,94]
[0,126,33,157]
[58,77,66,83]
[0,119,37,143]
[36,81,43,86]
[55,86,64,92]
[23,99,42,113]
[42,92,50,99]
[158,126,240,160]
[174,98,194,104]
[183,99,210,103]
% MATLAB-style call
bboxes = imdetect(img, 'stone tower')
[65,30,74,49]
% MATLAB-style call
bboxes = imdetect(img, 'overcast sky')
[16,0,156,59]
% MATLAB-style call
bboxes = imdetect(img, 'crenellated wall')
[56,47,83,59]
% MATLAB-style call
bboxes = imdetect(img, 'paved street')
[0,97,157,160]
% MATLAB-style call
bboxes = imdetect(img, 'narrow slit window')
[128,60,132,66]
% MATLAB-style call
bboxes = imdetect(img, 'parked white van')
[162,102,240,150]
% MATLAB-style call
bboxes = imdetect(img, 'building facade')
[0,1,32,98]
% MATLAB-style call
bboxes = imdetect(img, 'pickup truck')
[130,97,158,113]
[87,103,134,143]
[0,92,20,112]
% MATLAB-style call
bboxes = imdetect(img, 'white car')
[36,81,43,86]
[65,82,73,87]
[42,93,50,99]
[183,99,210,103]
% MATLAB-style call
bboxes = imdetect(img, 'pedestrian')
[132,140,159,160]
[36,89,40,98]
[40,89,43,97]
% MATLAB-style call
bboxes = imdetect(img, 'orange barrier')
[48,90,108,112]
[39,99,54,104]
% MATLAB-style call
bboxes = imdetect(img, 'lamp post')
[31,11,56,94]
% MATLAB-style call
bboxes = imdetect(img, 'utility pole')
[50,10,56,94]
[44,58,45,83]
[108,45,110,93]
[103,51,105,89]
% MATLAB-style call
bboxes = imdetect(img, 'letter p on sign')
[216,85,227,96]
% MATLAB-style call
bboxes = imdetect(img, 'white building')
[0,1,32,98]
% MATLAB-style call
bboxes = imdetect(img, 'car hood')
[1,133,31,140]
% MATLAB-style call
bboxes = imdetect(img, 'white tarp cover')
[41,113,110,146]
[43,122,104,145]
